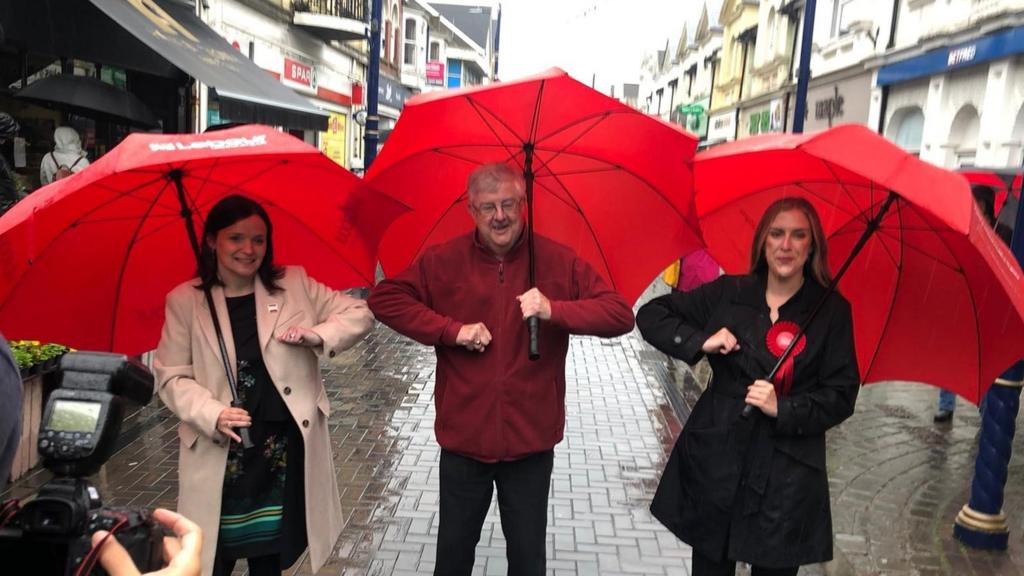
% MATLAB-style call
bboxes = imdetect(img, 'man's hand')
[456,322,492,352]
[90,508,203,576]
[745,379,779,417]
[516,288,551,320]
[215,407,251,443]
[701,327,740,355]
[277,326,323,348]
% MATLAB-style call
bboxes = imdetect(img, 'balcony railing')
[293,0,367,42]
[293,0,365,22]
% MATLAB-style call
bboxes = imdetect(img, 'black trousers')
[212,553,281,576]
[692,548,799,576]
[434,449,554,576]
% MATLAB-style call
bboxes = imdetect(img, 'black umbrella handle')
[232,399,255,449]
[528,316,540,361]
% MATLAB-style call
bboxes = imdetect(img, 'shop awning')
[88,0,328,131]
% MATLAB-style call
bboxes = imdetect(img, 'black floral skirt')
[217,417,306,566]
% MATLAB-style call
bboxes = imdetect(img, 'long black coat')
[638,273,859,568]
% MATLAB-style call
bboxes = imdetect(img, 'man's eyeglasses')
[473,198,523,218]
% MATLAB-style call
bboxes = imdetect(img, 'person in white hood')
[40,126,90,185]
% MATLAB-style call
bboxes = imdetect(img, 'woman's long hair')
[749,196,832,287]
[197,194,284,292]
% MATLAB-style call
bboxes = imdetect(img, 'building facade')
[873,0,1024,169]
[708,0,760,143]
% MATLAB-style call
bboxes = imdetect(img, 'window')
[887,107,925,155]
[404,18,417,65]
[949,105,980,167]
[830,0,854,38]
[767,8,777,53]
[384,21,392,63]
[429,42,440,61]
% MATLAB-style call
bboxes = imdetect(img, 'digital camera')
[0,352,164,575]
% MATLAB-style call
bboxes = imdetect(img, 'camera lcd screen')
[47,400,101,433]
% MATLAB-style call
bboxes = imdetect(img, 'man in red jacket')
[368,163,634,575]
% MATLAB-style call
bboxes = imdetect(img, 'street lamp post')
[791,0,817,134]
[364,0,383,170]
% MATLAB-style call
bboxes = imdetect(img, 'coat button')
[212,438,221,446]
[329,350,336,358]
[302,419,309,428]
[673,335,682,345]
[283,386,292,395]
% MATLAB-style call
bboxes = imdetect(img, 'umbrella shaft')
[766,191,898,380]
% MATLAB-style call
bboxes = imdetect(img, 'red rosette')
[766,320,806,397]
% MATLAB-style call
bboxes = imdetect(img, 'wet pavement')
[5,288,1024,575]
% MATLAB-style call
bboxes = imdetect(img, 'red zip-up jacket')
[368,232,635,462]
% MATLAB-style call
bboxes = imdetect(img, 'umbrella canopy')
[16,74,161,128]
[366,67,703,304]
[959,168,1022,217]
[693,124,1024,404]
[0,125,407,355]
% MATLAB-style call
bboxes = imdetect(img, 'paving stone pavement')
[5,297,1024,575]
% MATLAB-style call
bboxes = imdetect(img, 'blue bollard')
[953,366,1022,549]
[954,179,1024,550]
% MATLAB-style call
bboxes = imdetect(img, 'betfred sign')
[283,57,316,92]
[426,61,445,85]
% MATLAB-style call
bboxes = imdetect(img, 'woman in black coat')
[638,197,860,576]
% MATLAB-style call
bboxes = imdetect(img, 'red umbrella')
[694,124,1024,404]
[960,168,1022,216]
[0,125,407,356]
[367,68,703,309]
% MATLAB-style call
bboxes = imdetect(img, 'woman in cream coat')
[156,195,373,576]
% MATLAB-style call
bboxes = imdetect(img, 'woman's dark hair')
[197,194,284,292]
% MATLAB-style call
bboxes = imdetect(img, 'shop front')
[737,95,787,140]
[0,0,328,195]
[674,97,711,141]
[706,108,737,146]
[212,0,363,165]
[877,25,1024,168]
[786,70,873,134]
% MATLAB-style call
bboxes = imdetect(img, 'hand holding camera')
[91,508,202,576]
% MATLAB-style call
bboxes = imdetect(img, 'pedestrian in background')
[39,126,90,185]
[664,248,722,293]
[639,197,860,576]
[0,112,20,211]
[155,194,373,576]
[368,162,634,576]
[0,333,21,493]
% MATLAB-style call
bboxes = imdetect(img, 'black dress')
[217,293,307,566]
[638,274,859,568]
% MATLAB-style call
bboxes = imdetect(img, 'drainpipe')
[735,28,755,140]
[876,0,900,134]
[494,4,502,77]
[887,0,900,50]
[792,0,817,134]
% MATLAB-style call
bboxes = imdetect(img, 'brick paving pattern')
[5,291,1024,575]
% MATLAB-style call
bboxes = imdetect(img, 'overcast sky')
[498,0,711,94]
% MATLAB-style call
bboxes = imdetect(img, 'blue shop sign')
[878,26,1024,86]
[378,75,411,110]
